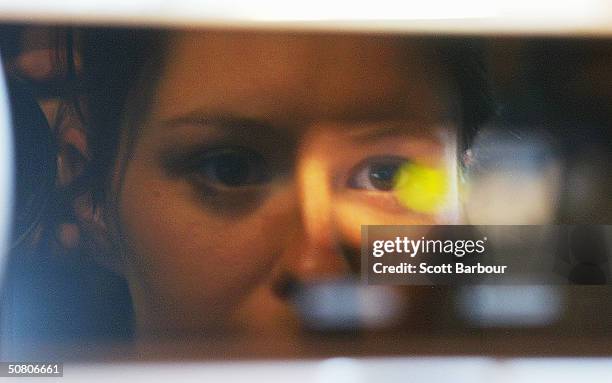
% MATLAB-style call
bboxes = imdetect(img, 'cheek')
[334,200,444,247]
[117,153,294,315]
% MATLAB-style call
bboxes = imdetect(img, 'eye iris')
[212,153,253,186]
[369,162,401,191]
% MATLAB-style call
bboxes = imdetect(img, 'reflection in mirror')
[0,26,610,361]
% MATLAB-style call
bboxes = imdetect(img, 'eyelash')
[164,146,413,200]
[347,156,411,192]
[163,146,272,190]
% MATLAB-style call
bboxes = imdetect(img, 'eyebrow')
[158,111,300,149]
[160,112,280,133]
[345,120,449,143]
[159,110,450,144]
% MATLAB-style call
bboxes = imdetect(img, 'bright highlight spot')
[393,163,448,213]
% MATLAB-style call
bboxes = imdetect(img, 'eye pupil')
[369,162,401,191]
[213,153,252,186]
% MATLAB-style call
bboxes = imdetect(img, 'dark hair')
[6,78,56,250]
[432,38,494,154]
[66,28,165,207]
[0,26,53,250]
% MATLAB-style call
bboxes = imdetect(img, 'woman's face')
[111,31,459,335]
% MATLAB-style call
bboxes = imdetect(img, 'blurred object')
[567,226,610,284]
[456,285,563,327]
[464,128,561,224]
[486,39,612,223]
[394,163,449,214]
[563,144,612,223]
[14,357,612,383]
[0,0,612,36]
[293,279,404,331]
[0,54,14,293]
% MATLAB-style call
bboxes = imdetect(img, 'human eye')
[347,156,408,191]
[345,155,449,215]
[164,146,271,191]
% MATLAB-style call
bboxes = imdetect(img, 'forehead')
[150,31,450,128]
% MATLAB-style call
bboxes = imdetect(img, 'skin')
[106,31,460,335]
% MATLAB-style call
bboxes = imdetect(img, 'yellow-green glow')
[393,163,448,213]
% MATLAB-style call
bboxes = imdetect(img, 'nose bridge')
[288,129,348,280]
[298,153,334,249]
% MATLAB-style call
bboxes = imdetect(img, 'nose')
[280,129,350,283]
